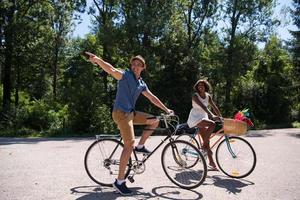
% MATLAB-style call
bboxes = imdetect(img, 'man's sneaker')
[113,180,133,196]
[135,146,151,154]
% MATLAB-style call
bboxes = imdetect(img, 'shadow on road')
[0,137,93,145]
[70,185,203,200]
[245,130,273,138]
[204,175,254,194]
[288,133,300,139]
[151,186,203,200]
[246,128,300,138]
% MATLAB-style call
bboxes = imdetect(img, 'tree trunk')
[15,64,20,107]
[224,0,238,115]
[53,38,59,100]
[2,1,16,115]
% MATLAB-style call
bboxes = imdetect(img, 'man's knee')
[152,119,159,127]
[123,139,135,148]
[147,119,159,127]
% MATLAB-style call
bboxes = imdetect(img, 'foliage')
[292,121,300,128]
[60,36,117,133]
[1,0,299,137]
[0,91,68,136]
[257,36,293,123]
[219,0,276,114]
[289,0,300,121]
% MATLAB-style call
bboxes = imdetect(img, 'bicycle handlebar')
[155,113,179,130]
[154,113,175,120]
[213,116,224,124]
[160,112,175,117]
[147,113,175,120]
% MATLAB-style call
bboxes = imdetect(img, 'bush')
[292,121,300,128]
[90,105,117,134]
[13,92,69,133]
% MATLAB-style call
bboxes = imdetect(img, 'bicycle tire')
[175,134,201,168]
[215,136,256,178]
[84,138,132,186]
[161,140,207,189]
[176,133,200,149]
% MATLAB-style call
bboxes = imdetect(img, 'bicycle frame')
[85,114,210,188]
[193,127,237,158]
[133,131,173,163]
[175,122,256,179]
[96,114,180,169]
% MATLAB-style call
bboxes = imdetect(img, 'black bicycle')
[84,114,207,189]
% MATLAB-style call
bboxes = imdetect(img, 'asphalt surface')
[1,128,300,200]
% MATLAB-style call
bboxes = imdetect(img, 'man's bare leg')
[137,119,159,146]
[117,140,134,180]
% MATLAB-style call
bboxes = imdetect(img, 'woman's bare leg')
[197,119,215,148]
[196,119,217,168]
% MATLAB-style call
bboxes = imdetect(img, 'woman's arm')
[208,95,222,117]
[86,52,123,80]
[142,90,173,114]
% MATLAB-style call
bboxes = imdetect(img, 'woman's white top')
[187,92,209,128]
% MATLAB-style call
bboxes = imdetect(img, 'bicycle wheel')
[216,136,256,178]
[161,140,207,189]
[176,133,200,149]
[175,134,201,168]
[84,138,132,186]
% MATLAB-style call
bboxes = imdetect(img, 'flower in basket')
[234,108,254,127]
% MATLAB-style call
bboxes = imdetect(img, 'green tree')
[198,31,227,108]
[252,36,293,125]
[290,0,300,121]
[1,0,18,118]
[61,36,116,133]
[152,0,219,119]
[0,0,86,129]
[220,0,276,115]
[88,0,121,106]
[0,0,45,124]
[49,0,86,100]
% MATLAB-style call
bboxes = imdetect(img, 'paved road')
[1,128,300,200]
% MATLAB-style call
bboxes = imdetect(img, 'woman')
[187,79,222,170]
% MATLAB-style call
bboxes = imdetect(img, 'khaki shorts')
[112,110,153,145]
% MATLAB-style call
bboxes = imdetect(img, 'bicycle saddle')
[176,123,198,135]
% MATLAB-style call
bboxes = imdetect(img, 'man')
[86,52,173,195]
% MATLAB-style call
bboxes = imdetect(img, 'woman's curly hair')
[193,79,212,93]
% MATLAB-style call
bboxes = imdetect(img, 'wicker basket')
[224,118,247,135]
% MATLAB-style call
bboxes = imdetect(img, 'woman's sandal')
[201,147,213,156]
[208,164,219,171]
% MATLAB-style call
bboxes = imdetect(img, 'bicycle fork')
[225,135,237,158]
[171,142,188,167]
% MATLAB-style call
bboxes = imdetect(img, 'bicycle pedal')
[128,176,135,183]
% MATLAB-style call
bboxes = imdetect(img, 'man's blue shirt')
[113,70,148,113]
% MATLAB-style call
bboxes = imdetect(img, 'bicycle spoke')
[84,139,131,186]
[161,140,207,189]
[216,136,256,178]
